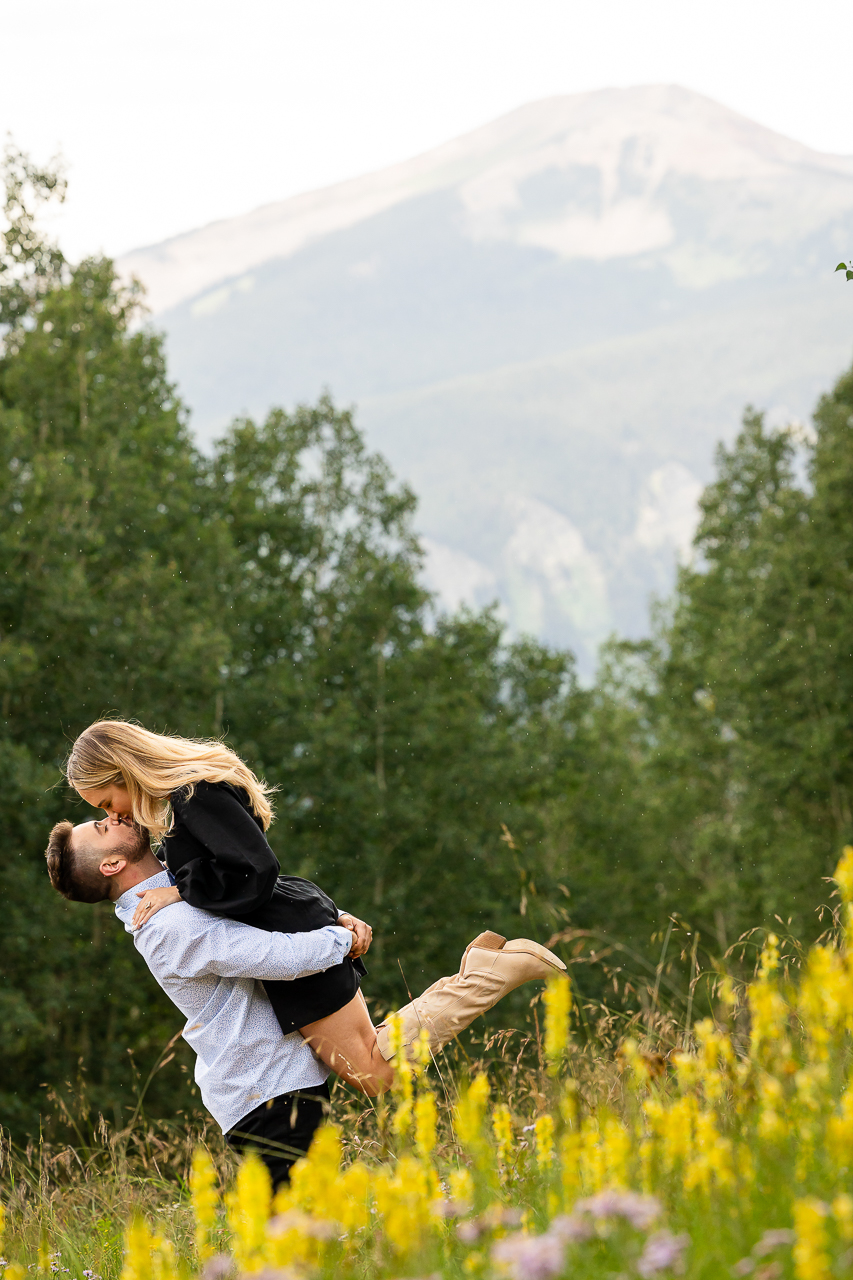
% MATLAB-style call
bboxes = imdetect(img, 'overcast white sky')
[3,0,853,263]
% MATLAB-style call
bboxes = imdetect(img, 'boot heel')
[470,931,506,951]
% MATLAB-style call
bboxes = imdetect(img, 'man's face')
[72,817,150,870]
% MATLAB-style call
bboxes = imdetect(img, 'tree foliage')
[5,148,853,1143]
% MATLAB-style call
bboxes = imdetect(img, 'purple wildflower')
[549,1214,594,1244]
[435,1198,471,1219]
[753,1230,796,1257]
[456,1221,483,1245]
[243,1270,299,1280]
[732,1259,754,1276]
[575,1190,662,1230]
[200,1256,235,1280]
[491,1230,567,1280]
[638,1229,691,1277]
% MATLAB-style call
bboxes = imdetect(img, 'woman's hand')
[338,912,372,958]
[132,885,182,930]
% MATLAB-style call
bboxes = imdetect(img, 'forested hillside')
[2,152,853,1142]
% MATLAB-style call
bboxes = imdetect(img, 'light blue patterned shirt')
[114,869,353,1133]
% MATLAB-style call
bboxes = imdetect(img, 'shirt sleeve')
[142,918,353,982]
[169,782,280,915]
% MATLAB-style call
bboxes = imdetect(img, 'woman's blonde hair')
[65,719,274,842]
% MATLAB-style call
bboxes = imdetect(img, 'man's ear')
[100,854,129,879]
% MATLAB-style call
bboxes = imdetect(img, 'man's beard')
[116,819,152,862]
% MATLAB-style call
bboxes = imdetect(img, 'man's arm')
[139,914,353,982]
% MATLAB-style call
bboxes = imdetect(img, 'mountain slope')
[118,85,853,671]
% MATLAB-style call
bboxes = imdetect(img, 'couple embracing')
[46,720,565,1187]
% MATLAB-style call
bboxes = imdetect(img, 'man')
[44,814,369,1187]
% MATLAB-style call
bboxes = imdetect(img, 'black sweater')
[164,780,280,916]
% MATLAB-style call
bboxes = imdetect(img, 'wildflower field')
[7,854,853,1280]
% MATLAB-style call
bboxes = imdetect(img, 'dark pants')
[225,1082,330,1189]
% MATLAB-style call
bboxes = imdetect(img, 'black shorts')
[238,876,367,1033]
[225,1083,330,1188]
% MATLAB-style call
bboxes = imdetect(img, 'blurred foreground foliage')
[3,148,853,1141]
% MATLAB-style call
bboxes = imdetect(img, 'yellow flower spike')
[759,932,780,978]
[190,1147,219,1261]
[757,1073,787,1142]
[535,1113,555,1168]
[449,1166,475,1209]
[121,1217,154,1280]
[150,1235,177,1280]
[793,1197,831,1280]
[560,1077,578,1124]
[748,973,789,1066]
[37,1243,51,1274]
[834,846,853,930]
[373,1156,436,1256]
[560,1129,581,1204]
[336,1161,373,1235]
[5,1267,26,1280]
[492,1103,514,1170]
[391,1027,416,1137]
[414,1090,438,1159]
[543,974,571,1074]
[454,1073,490,1154]
[413,1027,432,1075]
[833,1194,853,1242]
[228,1152,271,1272]
[384,1010,404,1058]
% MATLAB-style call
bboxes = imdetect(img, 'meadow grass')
[6,852,853,1280]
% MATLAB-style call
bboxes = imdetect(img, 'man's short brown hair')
[45,821,112,903]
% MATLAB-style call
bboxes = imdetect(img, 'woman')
[66,719,565,1095]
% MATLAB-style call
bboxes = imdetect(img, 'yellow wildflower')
[414,1090,438,1159]
[492,1103,514,1169]
[793,1197,831,1280]
[759,932,780,978]
[454,1074,490,1153]
[449,1166,475,1209]
[373,1156,436,1256]
[833,1193,853,1242]
[189,1147,219,1261]
[560,1128,581,1204]
[228,1152,271,1272]
[121,1217,154,1280]
[834,846,853,930]
[757,1072,787,1142]
[336,1161,373,1235]
[828,1085,853,1168]
[535,1113,555,1168]
[543,974,571,1074]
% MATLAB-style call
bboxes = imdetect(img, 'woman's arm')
[169,782,281,915]
[131,883,181,930]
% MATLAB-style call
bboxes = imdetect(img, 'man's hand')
[131,884,182,930]
[338,912,373,958]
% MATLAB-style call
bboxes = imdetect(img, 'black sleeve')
[170,783,280,916]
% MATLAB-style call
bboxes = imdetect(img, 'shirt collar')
[114,868,172,915]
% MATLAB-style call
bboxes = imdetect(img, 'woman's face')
[78,780,133,824]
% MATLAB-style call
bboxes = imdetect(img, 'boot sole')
[503,938,567,972]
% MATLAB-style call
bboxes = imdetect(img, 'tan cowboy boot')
[375,930,566,1060]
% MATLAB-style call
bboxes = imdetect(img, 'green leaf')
[837,262,848,271]
[846,270,853,281]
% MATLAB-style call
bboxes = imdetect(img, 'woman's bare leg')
[299,991,394,1096]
